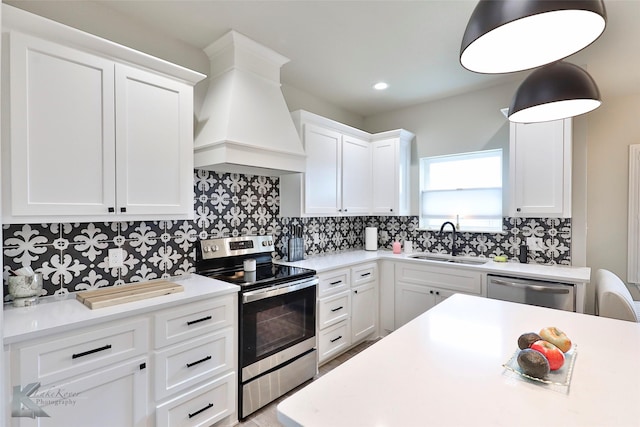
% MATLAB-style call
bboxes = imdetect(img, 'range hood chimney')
[194,30,305,176]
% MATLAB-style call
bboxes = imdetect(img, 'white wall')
[282,84,364,130]
[586,93,640,299]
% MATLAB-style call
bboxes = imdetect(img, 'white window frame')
[419,149,503,232]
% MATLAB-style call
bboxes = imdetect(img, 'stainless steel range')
[195,235,318,419]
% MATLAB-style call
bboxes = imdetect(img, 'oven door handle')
[242,277,319,303]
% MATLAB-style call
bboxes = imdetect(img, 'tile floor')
[237,339,379,427]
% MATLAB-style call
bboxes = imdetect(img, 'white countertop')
[278,250,591,283]
[277,294,640,427]
[3,274,239,344]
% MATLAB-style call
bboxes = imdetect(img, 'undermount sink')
[407,253,488,266]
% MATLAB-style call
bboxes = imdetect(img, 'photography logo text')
[12,383,81,418]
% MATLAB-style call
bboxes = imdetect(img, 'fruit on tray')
[517,348,550,379]
[517,332,542,350]
[539,326,572,353]
[530,340,565,371]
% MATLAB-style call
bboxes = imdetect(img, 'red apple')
[530,340,565,371]
[539,326,572,353]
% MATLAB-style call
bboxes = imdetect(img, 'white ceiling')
[6,0,640,117]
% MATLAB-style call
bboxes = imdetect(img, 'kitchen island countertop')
[277,294,640,427]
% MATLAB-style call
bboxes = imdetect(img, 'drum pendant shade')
[460,0,607,74]
[508,61,601,123]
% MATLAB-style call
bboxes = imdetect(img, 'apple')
[539,326,572,353]
[530,340,565,371]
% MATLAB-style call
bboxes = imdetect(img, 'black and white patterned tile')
[2,170,573,296]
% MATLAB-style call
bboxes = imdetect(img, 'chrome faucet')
[439,221,457,256]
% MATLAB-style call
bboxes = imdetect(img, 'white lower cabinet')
[394,261,483,329]
[6,293,238,427]
[318,319,352,362]
[155,372,235,427]
[8,318,150,427]
[316,262,378,365]
[153,294,237,427]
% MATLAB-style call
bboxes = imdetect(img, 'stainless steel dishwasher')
[487,275,575,312]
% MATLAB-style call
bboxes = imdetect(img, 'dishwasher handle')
[489,278,571,294]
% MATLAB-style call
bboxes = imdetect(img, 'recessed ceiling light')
[373,82,389,90]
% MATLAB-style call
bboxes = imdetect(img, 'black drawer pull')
[330,335,342,343]
[186,355,212,368]
[72,344,112,359]
[361,272,371,277]
[187,315,212,326]
[329,280,342,285]
[331,306,344,312]
[188,403,214,418]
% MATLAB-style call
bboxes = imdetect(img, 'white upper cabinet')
[5,33,117,218]
[1,6,205,223]
[340,134,371,214]
[281,110,411,217]
[371,131,412,216]
[303,124,342,214]
[114,64,194,216]
[509,118,572,218]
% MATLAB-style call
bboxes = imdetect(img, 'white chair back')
[595,269,639,322]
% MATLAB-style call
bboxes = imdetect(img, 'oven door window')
[241,285,315,367]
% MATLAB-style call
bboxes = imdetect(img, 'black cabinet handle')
[186,355,212,368]
[329,280,342,286]
[330,335,342,343]
[188,403,214,418]
[517,208,522,212]
[187,315,212,326]
[361,272,371,277]
[120,207,127,213]
[331,306,344,312]
[72,344,112,359]
[354,289,358,294]
[108,207,115,213]
[390,208,393,212]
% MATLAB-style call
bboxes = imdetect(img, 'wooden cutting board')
[76,280,183,309]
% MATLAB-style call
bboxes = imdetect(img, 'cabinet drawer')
[318,269,350,297]
[318,320,351,363]
[156,371,235,427]
[318,290,350,329]
[154,328,234,400]
[154,295,235,348]
[351,263,377,286]
[395,262,482,294]
[15,318,148,385]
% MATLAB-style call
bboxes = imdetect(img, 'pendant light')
[508,61,601,123]
[460,0,607,74]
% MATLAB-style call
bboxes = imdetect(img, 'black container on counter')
[519,244,528,263]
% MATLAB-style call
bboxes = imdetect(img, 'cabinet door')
[5,32,116,217]
[341,135,371,214]
[351,281,377,343]
[14,358,148,427]
[115,64,193,216]
[510,119,571,217]
[303,124,341,214]
[371,139,398,214]
[394,282,436,328]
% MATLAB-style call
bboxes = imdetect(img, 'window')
[419,149,503,232]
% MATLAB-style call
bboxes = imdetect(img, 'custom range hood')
[194,30,305,176]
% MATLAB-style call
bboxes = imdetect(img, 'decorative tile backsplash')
[3,170,571,297]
